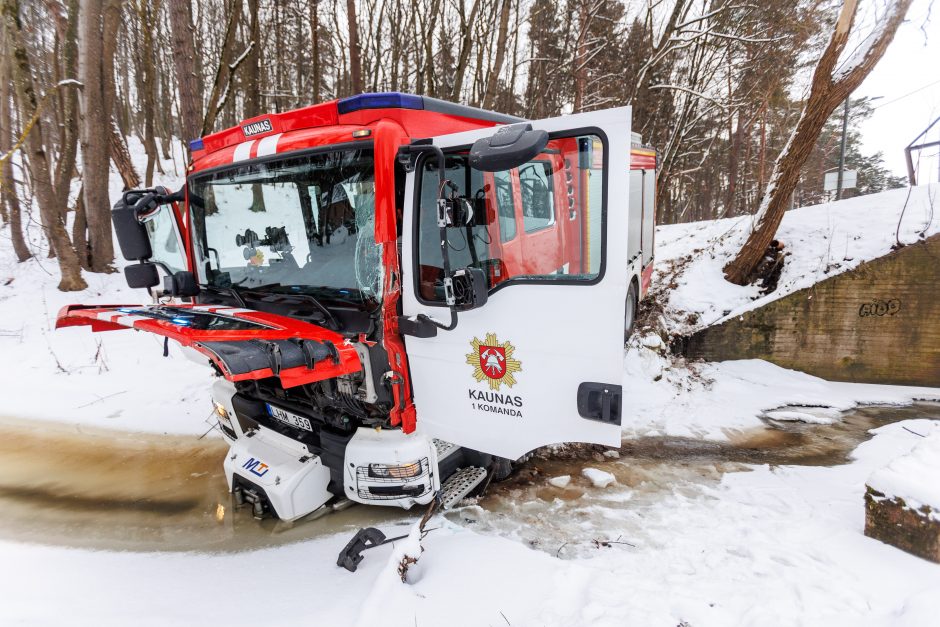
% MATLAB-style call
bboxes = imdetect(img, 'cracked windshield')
[188,147,382,304]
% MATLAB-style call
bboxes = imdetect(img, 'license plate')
[266,404,313,432]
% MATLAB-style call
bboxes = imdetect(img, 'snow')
[2,418,939,626]
[655,184,940,335]
[582,467,616,488]
[548,474,571,488]
[621,338,937,439]
[868,421,940,517]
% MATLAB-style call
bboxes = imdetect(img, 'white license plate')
[266,404,313,432]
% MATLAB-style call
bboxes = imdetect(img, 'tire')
[624,280,638,343]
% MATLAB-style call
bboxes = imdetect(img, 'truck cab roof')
[189,92,524,171]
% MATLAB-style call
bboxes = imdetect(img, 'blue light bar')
[189,138,205,152]
[337,93,424,115]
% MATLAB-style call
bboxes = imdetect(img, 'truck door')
[401,107,632,460]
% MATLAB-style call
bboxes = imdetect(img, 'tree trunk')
[244,0,261,117]
[202,0,242,136]
[346,0,362,94]
[78,0,115,272]
[138,0,161,186]
[724,0,913,286]
[168,0,202,142]
[0,27,30,261]
[309,0,321,102]
[3,0,86,290]
[451,0,481,100]
[54,0,80,219]
[481,0,511,110]
[109,119,140,190]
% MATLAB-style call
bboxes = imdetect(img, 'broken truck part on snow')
[57,92,658,527]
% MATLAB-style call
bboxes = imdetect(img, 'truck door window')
[494,170,516,242]
[415,133,605,304]
[520,160,555,232]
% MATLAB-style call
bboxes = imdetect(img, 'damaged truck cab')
[57,93,657,521]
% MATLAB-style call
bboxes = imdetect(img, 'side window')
[519,160,554,232]
[494,170,516,242]
[144,205,186,274]
[415,133,604,304]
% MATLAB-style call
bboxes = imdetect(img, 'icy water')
[0,403,936,554]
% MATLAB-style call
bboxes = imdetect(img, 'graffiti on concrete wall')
[858,299,901,317]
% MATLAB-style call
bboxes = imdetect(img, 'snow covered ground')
[654,184,940,335]
[2,415,939,626]
[1,143,939,625]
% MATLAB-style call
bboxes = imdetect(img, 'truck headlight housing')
[213,401,230,421]
[368,461,423,479]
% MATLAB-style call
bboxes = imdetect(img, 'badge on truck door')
[466,333,522,390]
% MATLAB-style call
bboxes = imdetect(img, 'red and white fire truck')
[57,93,657,521]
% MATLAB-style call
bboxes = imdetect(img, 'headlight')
[213,401,231,421]
[368,461,423,479]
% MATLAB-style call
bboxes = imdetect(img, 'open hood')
[56,304,361,388]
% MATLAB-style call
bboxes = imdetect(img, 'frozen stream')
[0,403,936,554]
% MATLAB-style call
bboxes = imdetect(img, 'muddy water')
[0,403,936,554]
[0,418,406,552]
[446,402,940,558]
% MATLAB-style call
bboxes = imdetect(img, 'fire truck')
[57,93,657,521]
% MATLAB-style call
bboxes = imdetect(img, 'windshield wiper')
[202,284,247,308]
[240,284,342,331]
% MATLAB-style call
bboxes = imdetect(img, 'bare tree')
[0,19,30,261]
[168,0,202,141]
[346,0,362,94]
[2,0,86,289]
[79,0,115,271]
[724,0,914,285]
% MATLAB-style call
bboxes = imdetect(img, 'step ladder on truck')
[57,92,658,523]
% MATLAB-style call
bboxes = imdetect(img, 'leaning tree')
[723,0,913,286]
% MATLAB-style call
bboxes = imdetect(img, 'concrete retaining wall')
[683,234,940,387]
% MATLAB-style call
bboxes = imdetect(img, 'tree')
[78,0,116,272]
[724,0,914,285]
[0,18,30,262]
[346,0,361,94]
[2,0,86,290]
[168,0,202,142]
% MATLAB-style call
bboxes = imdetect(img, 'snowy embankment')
[654,184,939,335]
[0,138,213,434]
[620,184,940,438]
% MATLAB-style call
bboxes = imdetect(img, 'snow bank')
[655,184,940,335]
[868,422,940,518]
[621,337,938,439]
[0,138,215,434]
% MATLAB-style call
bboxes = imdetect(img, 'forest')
[0,0,906,289]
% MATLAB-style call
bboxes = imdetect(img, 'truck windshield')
[188,147,382,306]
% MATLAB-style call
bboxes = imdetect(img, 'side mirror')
[469,123,549,172]
[124,262,160,289]
[111,197,153,261]
[163,271,200,297]
[451,267,488,311]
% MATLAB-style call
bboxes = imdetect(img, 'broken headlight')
[368,460,424,479]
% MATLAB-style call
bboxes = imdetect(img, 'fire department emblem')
[466,333,522,390]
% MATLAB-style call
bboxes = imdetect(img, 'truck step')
[440,466,488,510]
[433,438,460,463]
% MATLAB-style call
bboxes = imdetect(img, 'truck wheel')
[624,281,638,343]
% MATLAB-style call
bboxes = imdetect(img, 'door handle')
[577,382,622,426]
